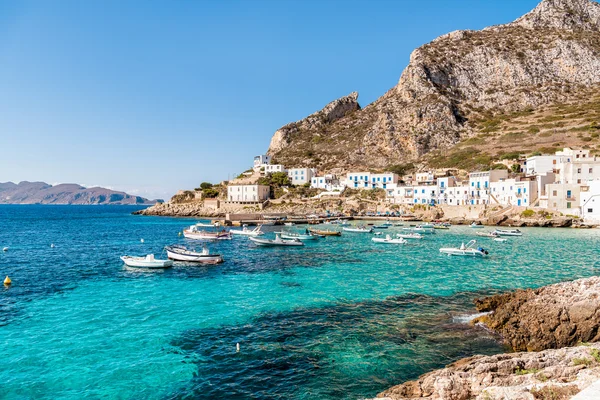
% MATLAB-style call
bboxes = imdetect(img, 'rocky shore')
[377,277,600,400]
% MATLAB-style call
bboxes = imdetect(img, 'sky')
[0,0,542,200]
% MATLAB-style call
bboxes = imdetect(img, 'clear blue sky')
[0,0,541,200]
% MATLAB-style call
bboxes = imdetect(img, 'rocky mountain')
[268,0,600,172]
[0,181,158,205]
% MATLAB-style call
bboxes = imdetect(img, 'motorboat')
[308,228,342,236]
[396,232,423,240]
[230,224,264,236]
[413,225,435,234]
[469,222,485,228]
[493,229,522,236]
[493,237,508,242]
[278,231,319,241]
[343,226,373,233]
[419,223,435,229]
[476,231,499,238]
[120,254,173,268]
[183,225,232,240]
[196,222,219,228]
[165,245,223,264]
[433,224,449,230]
[284,222,294,226]
[439,240,488,257]
[372,235,407,244]
[249,234,304,247]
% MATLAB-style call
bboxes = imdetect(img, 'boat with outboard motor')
[308,228,342,236]
[196,222,220,228]
[165,245,223,264]
[469,222,485,228]
[475,231,499,238]
[439,240,488,257]
[120,254,173,268]
[411,225,435,234]
[230,224,264,236]
[183,225,232,240]
[372,234,407,244]
[396,232,423,240]
[343,225,373,233]
[249,234,304,247]
[493,237,508,242]
[277,230,319,241]
[373,225,389,229]
[493,228,522,236]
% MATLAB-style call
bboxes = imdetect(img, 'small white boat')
[120,254,173,268]
[396,233,423,240]
[183,225,232,240]
[343,226,373,233]
[493,237,508,242]
[493,229,523,237]
[439,240,488,257]
[284,222,294,226]
[230,224,264,236]
[470,222,485,228]
[476,231,498,238]
[372,235,407,244]
[278,231,319,241]
[419,223,435,229]
[196,222,219,228]
[165,245,223,264]
[249,234,304,247]
[373,225,389,229]
[413,225,435,234]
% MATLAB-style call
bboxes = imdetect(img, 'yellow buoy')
[4,276,11,285]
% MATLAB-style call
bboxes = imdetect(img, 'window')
[553,160,557,165]
[553,190,557,196]
[553,202,557,207]
[422,189,425,193]
[471,182,474,186]
[576,154,580,159]
[577,168,581,173]
[590,168,593,173]
[567,190,572,198]
[588,208,593,213]
[567,202,571,209]
[440,181,445,187]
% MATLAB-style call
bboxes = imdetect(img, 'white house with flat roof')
[264,164,286,174]
[345,172,399,190]
[389,186,414,205]
[490,178,538,207]
[310,174,344,191]
[443,185,470,206]
[288,168,315,185]
[253,155,271,170]
[525,155,558,176]
[539,183,581,215]
[580,180,600,224]
[227,184,270,203]
[412,185,439,205]
[468,170,508,205]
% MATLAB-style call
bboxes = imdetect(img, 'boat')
[249,234,305,247]
[396,233,423,240]
[308,228,342,236]
[433,225,449,230]
[373,225,389,229]
[230,224,264,236]
[120,254,173,268]
[284,222,294,226]
[381,220,393,227]
[439,240,488,257]
[196,222,219,228]
[183,225,232,240]
[493,237,508,242]
[343,226,373,233]
[493,229,523,237]
[372,234,407,244]
[165,245,223,264]
[413,225,435,234]
[476,231,499,238]
[419,223,435,229]
[469,222,485,228]
[278,231,319,241]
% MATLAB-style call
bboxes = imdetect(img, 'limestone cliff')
[267,0,600,171]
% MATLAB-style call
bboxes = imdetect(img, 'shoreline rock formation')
[377,276,600,399]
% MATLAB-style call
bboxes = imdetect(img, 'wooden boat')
[372,235,406,244]
[249,234,304,247]
[439,240,488,257]
[230,224,264,236]
[183,225,232,240]
[120,254,173,268]
[308,228,342,236]
[165,245,223,264]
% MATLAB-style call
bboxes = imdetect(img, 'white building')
[554,148,600,185]
[346,172,399,190]
[468,170,508,205]
[227,184,270,203]
[288,168,315,185]
[539,183,581,215]
[525,155,558,176]
[580,180,600,224]
[389,186,414,205]
[412,185,438,205]
[253,155,271,170]
[310,174,344,191]
[415,172,435,185]
[264,164,286,174]
[490,178,538,207]
[443,185,470,206]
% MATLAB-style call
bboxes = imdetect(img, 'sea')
[1,205,599,399]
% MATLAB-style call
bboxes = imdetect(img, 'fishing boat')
[493,229,523,237]
[469,222,485,228]
[372,234,407,244]
[308,228,342,236]
[183,225,232,240]
[475,231,499,238]
[230,224,264,236]
[165,245,223,264]
[249,234,304,247]
[120,254,173,268]
[278,231,319,241]
[396,232,423,240]
[343,226,373,233]
[439,240,488,257]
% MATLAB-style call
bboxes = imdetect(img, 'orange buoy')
[4,276,11,285]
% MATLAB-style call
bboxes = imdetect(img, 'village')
[221,148,600,225]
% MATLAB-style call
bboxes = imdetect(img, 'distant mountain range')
[0,181,160,205]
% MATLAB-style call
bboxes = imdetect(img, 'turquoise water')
[1,205,599,399]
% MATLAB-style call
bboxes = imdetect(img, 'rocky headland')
[377,276,600,400]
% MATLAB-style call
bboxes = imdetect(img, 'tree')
[200,182,213,190]
[202,188,219,199]
[511,163,521,173]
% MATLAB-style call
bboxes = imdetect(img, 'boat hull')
[372,238,406,244]
[183,230,232,240]
[120,256,173,268]
[439,249,486,257]
[249,237,304,247]
[280,233,318,241]
[342,228,373,233]
[166,250,223,264]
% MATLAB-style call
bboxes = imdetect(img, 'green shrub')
[521,209,535,218]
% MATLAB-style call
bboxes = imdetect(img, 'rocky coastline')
[377,276,600,400]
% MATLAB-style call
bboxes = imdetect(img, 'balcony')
[566,196,576,201]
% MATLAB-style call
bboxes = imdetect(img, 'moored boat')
[230,224,264,236]
[249,234,304,247]
[469,222,485,228]
[493,237,508,242]
[493,229,523,237]
[439,240,488,257]
[372,234,407,244]
[413,225,435,234]
[196,222,220,228]
[278,231,319,241]
[308,228,342,236]
[183,225,232,240]
[165,245,224,264]
[476,231,499,238]
[396,232,423,239]
[343,226,373,233]
[120,254,173,268]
